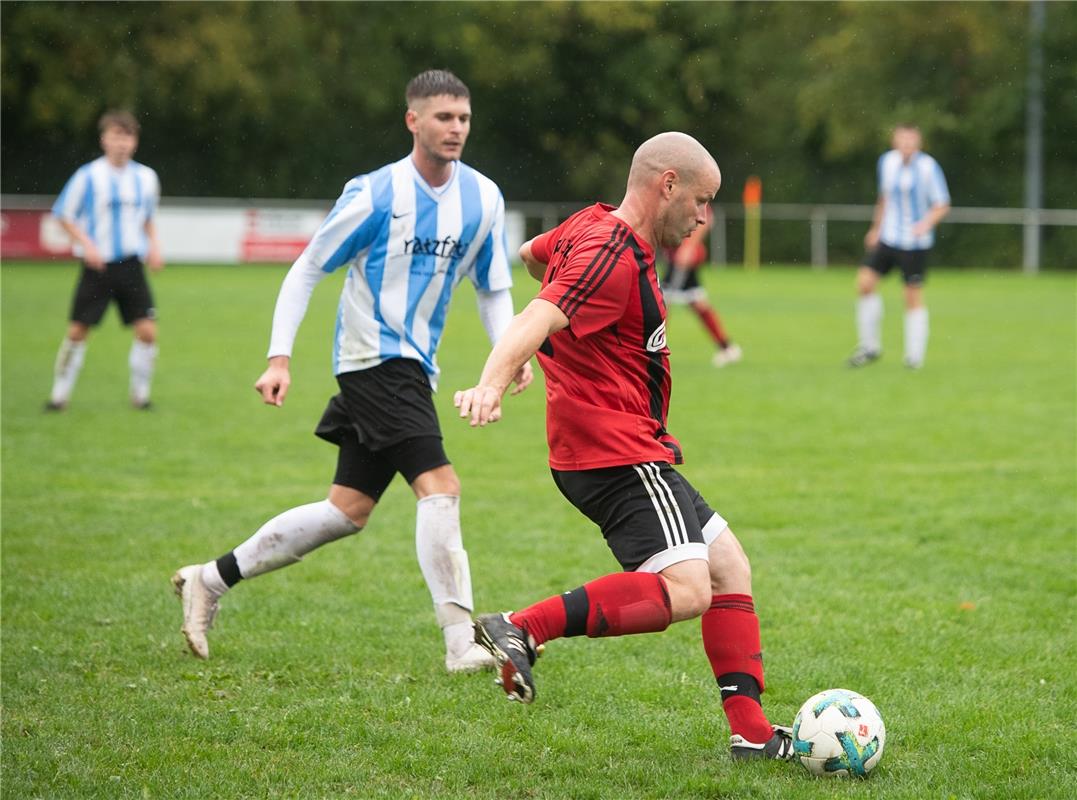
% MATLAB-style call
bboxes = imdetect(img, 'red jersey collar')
[590,203,655,262]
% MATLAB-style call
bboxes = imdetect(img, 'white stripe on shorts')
[632,462,688,548]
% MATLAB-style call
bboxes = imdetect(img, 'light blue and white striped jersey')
[877,149,950,250]
[51,157,160,262]
[268,156,512,384]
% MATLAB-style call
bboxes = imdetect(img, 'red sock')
[511,572,672,647]
[694,305,730,348]
[702,593,772,742]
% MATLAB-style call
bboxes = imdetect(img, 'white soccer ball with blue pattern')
[792,688,886,777]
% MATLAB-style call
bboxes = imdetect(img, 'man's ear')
[661,169,678,198]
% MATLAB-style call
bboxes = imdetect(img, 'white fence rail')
[511,200,1077,273]
[5,195,1075,272]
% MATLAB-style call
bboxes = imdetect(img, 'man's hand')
[508,362,534,395]
[83,242,105,270]
[453,385,503,427]
[910,219,932,238]
[864,227,880,249]
[146,243,164,272]
[255,356,292,407]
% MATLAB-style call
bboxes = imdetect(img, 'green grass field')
[2,261,1074,799]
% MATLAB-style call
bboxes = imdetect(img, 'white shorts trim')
[701,512,729,545]
[636,542,708,574]
[663,287,708,305]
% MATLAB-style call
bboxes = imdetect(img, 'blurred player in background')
[849,124,950,369]
[172,69,533,673]
[46,110,163,410]
[456,132,792,760]
[660,205,741,367]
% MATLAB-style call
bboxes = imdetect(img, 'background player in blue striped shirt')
[849,124,950,369]
[47,110,163,410]
[172,70,533,673]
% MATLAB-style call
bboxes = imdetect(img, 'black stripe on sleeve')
[556,224,628,318]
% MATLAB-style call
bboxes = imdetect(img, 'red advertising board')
[0,209,72,259]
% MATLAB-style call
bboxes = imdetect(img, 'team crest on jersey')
[646,321,667,352]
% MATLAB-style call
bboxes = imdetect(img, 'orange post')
[743,176,762,270]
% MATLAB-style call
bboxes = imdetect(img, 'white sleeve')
[52,167,88,222]
[266,175,377,358]
[266,253,330,358]
[468,189,513,292]
[476,287,515,344]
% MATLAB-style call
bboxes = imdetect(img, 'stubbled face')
[893,128,921,162]
[407,94,471,164]
[656,164,721,249]
[100,126,138,165]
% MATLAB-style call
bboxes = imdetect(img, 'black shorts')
[866,243,929,286]
[551,462,728,572]
[315,358,449,500]
[70,256,156,326]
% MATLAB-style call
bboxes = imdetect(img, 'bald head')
[627,132,718,190]
[614,132,721,249]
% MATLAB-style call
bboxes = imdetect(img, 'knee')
[709,532,753,594]
[412,465,461,499]
[681,582,713,619]
[328,486,376,527]
[134,322,156,344]
[67,323,89,342]
[855,270,877,296]
[664,567,713,622]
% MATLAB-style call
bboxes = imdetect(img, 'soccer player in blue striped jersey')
[46,110,164,410]
[849,124,950,369]
[172,70,533,673]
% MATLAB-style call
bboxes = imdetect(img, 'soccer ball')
[791,688,886,778]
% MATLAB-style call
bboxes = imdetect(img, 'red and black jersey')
[532,203,682,470]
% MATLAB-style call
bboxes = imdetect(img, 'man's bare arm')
[454,298,568,426]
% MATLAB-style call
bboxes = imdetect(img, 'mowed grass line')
[2,262,1074,799]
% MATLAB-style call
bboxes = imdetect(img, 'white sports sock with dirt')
[200,500,359,596]
[50,337,87,405]
[416,494,477,656]
[856,293,883,352]
[904,307,929,365]
[128,340,158,405]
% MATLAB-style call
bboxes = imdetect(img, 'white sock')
[50,337,87,404]
[128,340,158,405]
[200,561,229,598]
[856,293,883,353]
[225,500,359,583]
[416,494,477,652]
[441,619,477,658]
[904,307,929,365]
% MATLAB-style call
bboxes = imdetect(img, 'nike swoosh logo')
[392,212,411,219]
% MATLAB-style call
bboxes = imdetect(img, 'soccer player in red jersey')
[660,206,742,367]
[454,132,792,760]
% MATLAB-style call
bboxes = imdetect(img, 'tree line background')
[3,1,1075,267]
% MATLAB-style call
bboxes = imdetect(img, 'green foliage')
[2,1,1075,264]
[2,262,1075,798]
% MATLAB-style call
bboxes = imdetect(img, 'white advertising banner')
[2,198,526,265]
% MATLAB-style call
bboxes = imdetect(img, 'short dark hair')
[98,110,140,136]
[405,70,469,106]
[893,122,920,133]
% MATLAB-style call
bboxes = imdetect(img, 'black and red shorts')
[551,462,728,572]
